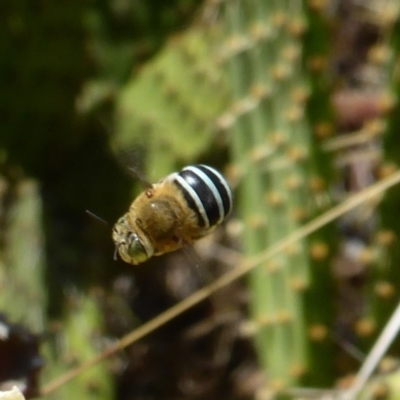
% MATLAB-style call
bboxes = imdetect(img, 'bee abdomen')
[170,165,233,229]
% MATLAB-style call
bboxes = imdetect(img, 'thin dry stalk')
[344,301,400,400]
[40,170,400,397]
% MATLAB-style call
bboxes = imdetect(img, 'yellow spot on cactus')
[277,310,292,323]
[290,363,307,378]
[378,94,396,114]
[249,145,273,162]
[247,215,266,229]
[290,277,308,291]
[227,35,247,53]
[310,242,329,261]
[265,191,284,206]
[314,122,334,138]
[292,207,307,222]
[225,163,244,186]
[257,314,272,326]
[364,118,386,136]
[287,19,306,36]
[308,0,328,11]
[271,64,291,81]
[355,318,376,337]
[286,106,303,122]
[281,45,300,62]
[309,176,326,192]
[250,84,270,100]
[249,23,270,41]
[379,4,400,25]
[368,45,391,65]
[308,55,327,73]
[377,163,398,180]
[358,247,375,265]
[272,12,286,28]
[285,175,302,190]
[308,324,328,341]
[291,87,309,104]
[378,356,398,373]
[270,379,287,391]
[375,230,396,246]
[232,99,246,115]
[375,281,396,299]
[371,383,389,399]
[287,146,306,162]
[271,131,287,146]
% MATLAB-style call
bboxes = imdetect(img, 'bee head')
[112,215,154,265]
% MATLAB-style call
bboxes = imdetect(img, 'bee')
[112,165,233,265]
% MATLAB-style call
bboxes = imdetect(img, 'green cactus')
[113,28,229,178]
[42,293,113,400]
[0,176,113,399]
[363,2,400,352]
[360,365,400,400]
[301,1,337,386]
[219,0,335,391]
[0,179,46,332]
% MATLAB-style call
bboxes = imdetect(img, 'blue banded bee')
[112,165,233,265]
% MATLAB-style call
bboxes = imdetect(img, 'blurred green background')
[1,1,400,399]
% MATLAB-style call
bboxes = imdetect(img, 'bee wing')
[97,120,152,189]
[115,148,152,189]
[181,244,203,271]
[180,243,215,287]
[127,167,152,190]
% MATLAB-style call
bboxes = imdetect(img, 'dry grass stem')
[40,170,400,397]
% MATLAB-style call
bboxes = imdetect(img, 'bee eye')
[127,233,149,264]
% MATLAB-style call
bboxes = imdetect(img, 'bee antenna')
[113,245,119,261]
[86,210,108,226]
[128,167,152,189]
